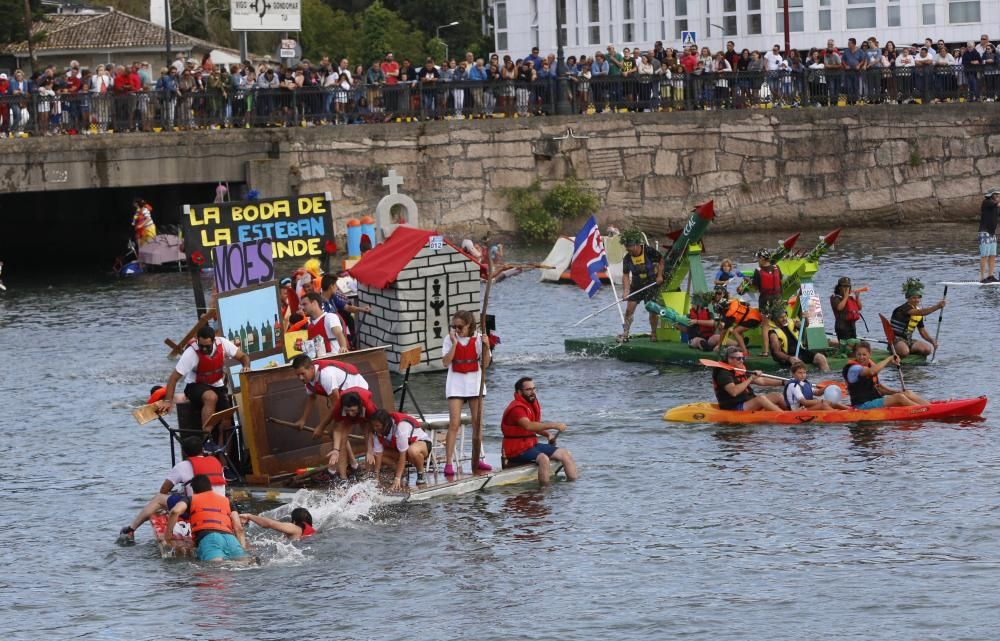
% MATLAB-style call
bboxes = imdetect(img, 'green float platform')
[564,335,927,372]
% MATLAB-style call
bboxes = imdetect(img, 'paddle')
[472,252,493,471]
[698,358,845,391]
[931,285,947,362]
[878,313,907,391]
[570,281,659,327]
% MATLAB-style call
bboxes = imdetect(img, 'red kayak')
[663,396,988,424]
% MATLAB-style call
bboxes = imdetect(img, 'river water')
[2,224,999,640]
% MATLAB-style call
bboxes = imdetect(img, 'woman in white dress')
[440,310,492,475]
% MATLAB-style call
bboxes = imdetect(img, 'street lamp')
[435,21,460,62]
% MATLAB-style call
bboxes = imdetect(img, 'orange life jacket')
[723,299,762,327]
[306,360,361,397]
[188,491,235,536]
[186,338,225,385]
[450,337,480,374]
[189,455,226,488]
[501,394,541,458]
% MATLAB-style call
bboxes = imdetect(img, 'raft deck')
[564,334,927,372]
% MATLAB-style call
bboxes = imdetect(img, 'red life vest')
[189,455,226,488]
[331,387,377,424]
[843,296,861,322]
[300,522,315,538]
[757,265,782,296]
[188,491,235,535]
[376,412,423,450]
[187,338,225,385]
[306,360,361,396]
[307,313,333,353]
[501,394,541,458]
[688,306,714,340]
[451,337,480,374]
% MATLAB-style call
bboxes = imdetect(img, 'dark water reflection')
[2,224,1000,639]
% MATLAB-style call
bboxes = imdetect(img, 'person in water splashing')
[241,507,315,541]
[164,474,248,562]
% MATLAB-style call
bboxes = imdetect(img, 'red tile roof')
[1,9,195,54]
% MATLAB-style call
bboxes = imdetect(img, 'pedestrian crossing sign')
[681,31,697,46]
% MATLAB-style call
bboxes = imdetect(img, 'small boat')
[663,396,988,424]
[538,235,625,285]
[564,334,927,372]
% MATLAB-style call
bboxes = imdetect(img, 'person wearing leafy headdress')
[687,291,721,352]
[888,278,945,357]
[619,228,664,342]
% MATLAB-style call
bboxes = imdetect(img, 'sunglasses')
[450,324,466,330]
[729,356,746,361]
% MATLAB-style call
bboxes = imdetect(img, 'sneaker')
[117,526,135,546]
[415,473,427,485]
[443,463,456,476]
[202,440,224,455]
[474,459,493,472]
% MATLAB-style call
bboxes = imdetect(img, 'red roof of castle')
[350,226,474,289]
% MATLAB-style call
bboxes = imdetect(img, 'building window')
[747,13,761,33]
[674,18,688,39]
[588,0,601,44]
[495,1,508,50]
[747,0,760,10]
[722,14,737,35]
[622,0,635,41]
[922,3,935,24]
[676,0,687,14]
[949,1,980,23]
[887,5,900,26]
[775,0,804,32]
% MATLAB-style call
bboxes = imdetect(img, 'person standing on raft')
[749,249,783,357]
[889,278,945,357]
[441,310,492,476]
[830,276,863,341]
[979,188,999,283]
[500,377,579,486]
[619,228,664,342]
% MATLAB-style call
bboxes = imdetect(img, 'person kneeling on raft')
[712,346,788,411]
[500,377,579,486]
[367,408,433,491]
[842,341,930,409]
[784,362,850,410]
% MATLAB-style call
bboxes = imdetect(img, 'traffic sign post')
[231,0,301,31]
[681,31,697,46]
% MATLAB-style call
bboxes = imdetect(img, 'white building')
[492,0,999,58]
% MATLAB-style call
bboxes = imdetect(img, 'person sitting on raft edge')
[500,377,579,486]
[888,278,945,358]
[711,346,788,411]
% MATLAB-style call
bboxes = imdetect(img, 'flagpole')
[603,234,626,329]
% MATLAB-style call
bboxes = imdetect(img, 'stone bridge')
[2,104,996,236]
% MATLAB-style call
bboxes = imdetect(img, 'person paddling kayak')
[711,346,787,411]
[842,341,929,408]
[888,278,945,357]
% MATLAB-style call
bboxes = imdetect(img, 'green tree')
[300,0,358,62]
[0,0,45,48]
[384,0,490,59]
[358,0,426,67]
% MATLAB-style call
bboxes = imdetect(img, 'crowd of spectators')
[0,33,997,137]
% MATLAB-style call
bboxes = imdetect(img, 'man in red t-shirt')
[500,377,578,486]
[680,46,699,73]
[380,52,401,116]
[380,52,400,85]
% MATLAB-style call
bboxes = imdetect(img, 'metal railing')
[0,66,994,137]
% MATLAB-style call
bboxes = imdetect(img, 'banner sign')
[183,193,333,266]
[231,0,301,31]
[213,240,275,294]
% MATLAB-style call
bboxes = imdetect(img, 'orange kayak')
[663,397,988,424]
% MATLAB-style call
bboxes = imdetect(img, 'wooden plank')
[131,403,161,425]
[398,345,422,372]
[203,405,239,430]
[165,309,218,358]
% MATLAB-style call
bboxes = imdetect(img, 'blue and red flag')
[570,215,609,298]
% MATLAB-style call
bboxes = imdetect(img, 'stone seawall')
[3,104,998,236]
[284,104,999,236]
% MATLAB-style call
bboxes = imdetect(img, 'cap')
[280,277,292,287]
[754,248,772,260]
[837,276,852,288]
[985,188,1000,197]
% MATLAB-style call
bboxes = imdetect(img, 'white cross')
[382,169,404,195]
